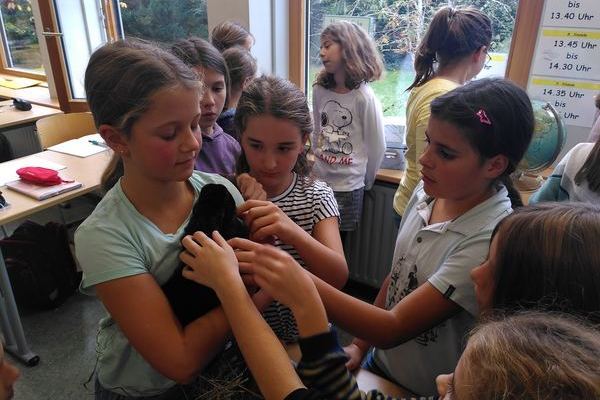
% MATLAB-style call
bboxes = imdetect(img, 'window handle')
[42,31,63,37]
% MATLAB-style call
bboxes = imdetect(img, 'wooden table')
[0,150,111,365]
[0,100,62,130]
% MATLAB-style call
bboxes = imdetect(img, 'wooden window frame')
[0,3,47,81]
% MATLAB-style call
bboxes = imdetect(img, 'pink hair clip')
[476,109,492,126]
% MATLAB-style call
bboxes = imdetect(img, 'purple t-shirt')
[195,123,241,176]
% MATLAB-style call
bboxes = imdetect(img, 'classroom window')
[306,0,519,118]
[0,0,44,75]
[115,0,208,42]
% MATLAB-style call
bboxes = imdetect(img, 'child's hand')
[180,231,241,292]
[343,343,367,371]
[236,173,267,201]
[237,200,304,245]
[228,237,313,309]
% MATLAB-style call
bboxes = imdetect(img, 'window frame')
[0,0,47,81]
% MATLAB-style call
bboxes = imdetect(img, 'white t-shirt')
[311,83,386,191]
[373,182,512,396]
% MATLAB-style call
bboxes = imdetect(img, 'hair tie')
[476,109,492,126]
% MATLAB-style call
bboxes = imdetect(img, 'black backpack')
[0,221,81,310]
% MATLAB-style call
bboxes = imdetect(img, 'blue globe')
[518,100,567,173]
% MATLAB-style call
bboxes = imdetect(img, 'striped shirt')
[285,330,438,400]
[263,173,339,343]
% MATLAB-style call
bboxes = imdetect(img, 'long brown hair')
[222,45,257,93]
[574,138,600,193]
[490,203,600,323]
[462,312,600,399]
[171,37,231,112]
[84,39,200,191]
[408,6,492,91]
[235,75,312,177]
[314,21,383,90]
[211,20,253,52]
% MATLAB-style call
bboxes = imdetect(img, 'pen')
[88,140,108,148]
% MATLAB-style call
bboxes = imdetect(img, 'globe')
[514,100,567,191]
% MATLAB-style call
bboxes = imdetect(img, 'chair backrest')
[36,112,97,149]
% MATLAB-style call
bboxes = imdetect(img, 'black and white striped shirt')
[263,173,339,343]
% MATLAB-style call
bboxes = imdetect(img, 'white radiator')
[344,181,399,288]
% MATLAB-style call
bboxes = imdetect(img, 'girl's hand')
[180,231,240,292]
[236,173,267,201]
[343,343,367,371]
[237,200,304,244]
[228,237,312,309]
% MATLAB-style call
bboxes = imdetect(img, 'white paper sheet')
[48,134,108,157]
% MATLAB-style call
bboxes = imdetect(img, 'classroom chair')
[35,112,96,149]
[35,112,100,225]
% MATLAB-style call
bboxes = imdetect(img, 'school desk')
[0,73,59,110]
[0,149,112,365]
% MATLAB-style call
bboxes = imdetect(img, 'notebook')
[6,179,83,200]
[48,134,108,158]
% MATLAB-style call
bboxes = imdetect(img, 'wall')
[206,0,289,78]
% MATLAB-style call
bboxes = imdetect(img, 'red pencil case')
[16,167,71,186]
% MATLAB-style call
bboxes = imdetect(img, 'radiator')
[344,181,400,288]
[0,125,42,158]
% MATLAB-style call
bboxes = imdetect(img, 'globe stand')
[513,171,545,192]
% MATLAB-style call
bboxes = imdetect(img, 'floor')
[12,293,104,399]
[2,204,379,400]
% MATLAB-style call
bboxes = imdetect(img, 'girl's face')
[419,116,497,201]
[319,36,343,75]
[195,66,226,134]
[241,114,307,197]
[468,46,488,81]
[0,344,19,400]
[470,234,499,312]
[120,86,201,183]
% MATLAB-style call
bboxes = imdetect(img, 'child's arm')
[310,234,489,348]
[344,274,391,370]
[180,231,306,399]
[238,200,348,289]
[232,239,424,400]
[311,276,459,348]
[363,94,386,190]
[94,275,230,383]
[529,155,569,204]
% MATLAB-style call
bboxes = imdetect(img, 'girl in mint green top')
[75,39,246,398]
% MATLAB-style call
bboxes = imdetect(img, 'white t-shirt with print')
[373,181,512,396]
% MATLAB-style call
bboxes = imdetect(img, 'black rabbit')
[162,183,249,326]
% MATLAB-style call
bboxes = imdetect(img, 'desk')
[0,100,63,160]
[0,150,111,365]
[0,100,62,130]
[0,74,59,109]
